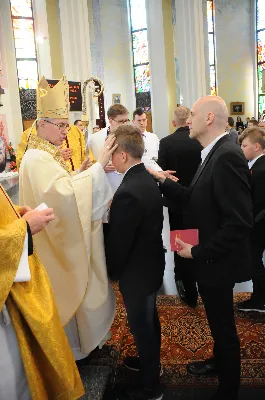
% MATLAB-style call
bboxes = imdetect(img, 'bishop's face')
[39,119,70,146]
[0,138,6,173]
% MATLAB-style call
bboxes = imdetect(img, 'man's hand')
[98,134,118,168]
[23,208,55,235]
[104,164,116,172]
[19,206,32,217]
[79,157,93,173]
[160,170,179,182]
[59,147,73,161]
[175,238,193,259]
[146,168,167,183]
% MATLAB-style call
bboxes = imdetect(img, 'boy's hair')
[227,117,234,127]
[248,119,259,126]
[114,125,144,159]
[107,104,128,119]
[239,127,265,149]
[133,107,145,119]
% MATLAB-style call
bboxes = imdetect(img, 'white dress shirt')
[248,154,264,169]
[201,132,228,164]
[142,131,160,160]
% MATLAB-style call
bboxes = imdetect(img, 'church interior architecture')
[1,0,265,399]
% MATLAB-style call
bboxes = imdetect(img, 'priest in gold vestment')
[17,123,95,172]
[19,76,116,360]
[0,184,84,399]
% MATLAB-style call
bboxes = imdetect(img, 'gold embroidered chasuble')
[19,135,115,355]
[16,125,95,172]
[0,185,84,399]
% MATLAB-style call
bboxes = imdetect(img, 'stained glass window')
[257,0,265,117]
[134,65,150,93]
[207,1,217,96]
[129,0,147,31]
[132,31,149,65]
[129,0,151,101]
[10,0,38,89]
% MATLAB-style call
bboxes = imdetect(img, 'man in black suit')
[148,96,253,400]
[238,127,265,312]
[158,106,202,307]
[106,125,165,400]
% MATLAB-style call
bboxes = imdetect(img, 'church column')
[174,0,207,108]
[0,0,23,147]
[58,0,94,127]
[145,0,170,139]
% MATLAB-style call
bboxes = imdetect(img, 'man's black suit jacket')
[161,135,253,287]
[250,155,265,238]
[106,163,165,298]
[158,126,202,188]
[158,126,202,229]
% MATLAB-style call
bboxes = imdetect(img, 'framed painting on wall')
[112,94,121,104]
[230,102,245,115]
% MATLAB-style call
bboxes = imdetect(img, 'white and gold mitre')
[37,75,69,119]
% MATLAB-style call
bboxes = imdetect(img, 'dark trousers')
[250,237,265,303]
[174,253,198,303]
[122,292,161,389]
[198,284,240,394]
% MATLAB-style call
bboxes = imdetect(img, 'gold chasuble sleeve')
[19,147,114,353]
[0,185,84,399]
[17,126,37,171]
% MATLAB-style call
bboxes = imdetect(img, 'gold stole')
[0,185,84,399]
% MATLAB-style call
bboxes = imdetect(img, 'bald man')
[149,96,253,400]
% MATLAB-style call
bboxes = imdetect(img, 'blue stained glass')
[130,0,147,31]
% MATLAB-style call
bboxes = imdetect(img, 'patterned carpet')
[90,289,265,387]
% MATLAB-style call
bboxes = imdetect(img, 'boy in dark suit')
[148,96,253,400]
[238,127,265,312]
[106,125,165,400]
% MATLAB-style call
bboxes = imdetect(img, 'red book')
[170,229,199,252]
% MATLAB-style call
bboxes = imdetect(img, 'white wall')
[89,0,135,119]
[214,0,255,120]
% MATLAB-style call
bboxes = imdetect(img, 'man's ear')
[172,120,176,127]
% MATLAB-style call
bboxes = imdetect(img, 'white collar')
[248,154,264,169]
[201,132,228,164]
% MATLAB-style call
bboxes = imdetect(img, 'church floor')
[79,208,264,399]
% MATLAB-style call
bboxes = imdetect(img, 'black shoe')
[187,358,216,376]
[116,385,163,400]
[237,298,265,313]
[175,280,197,308]
[123,356,163,376]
